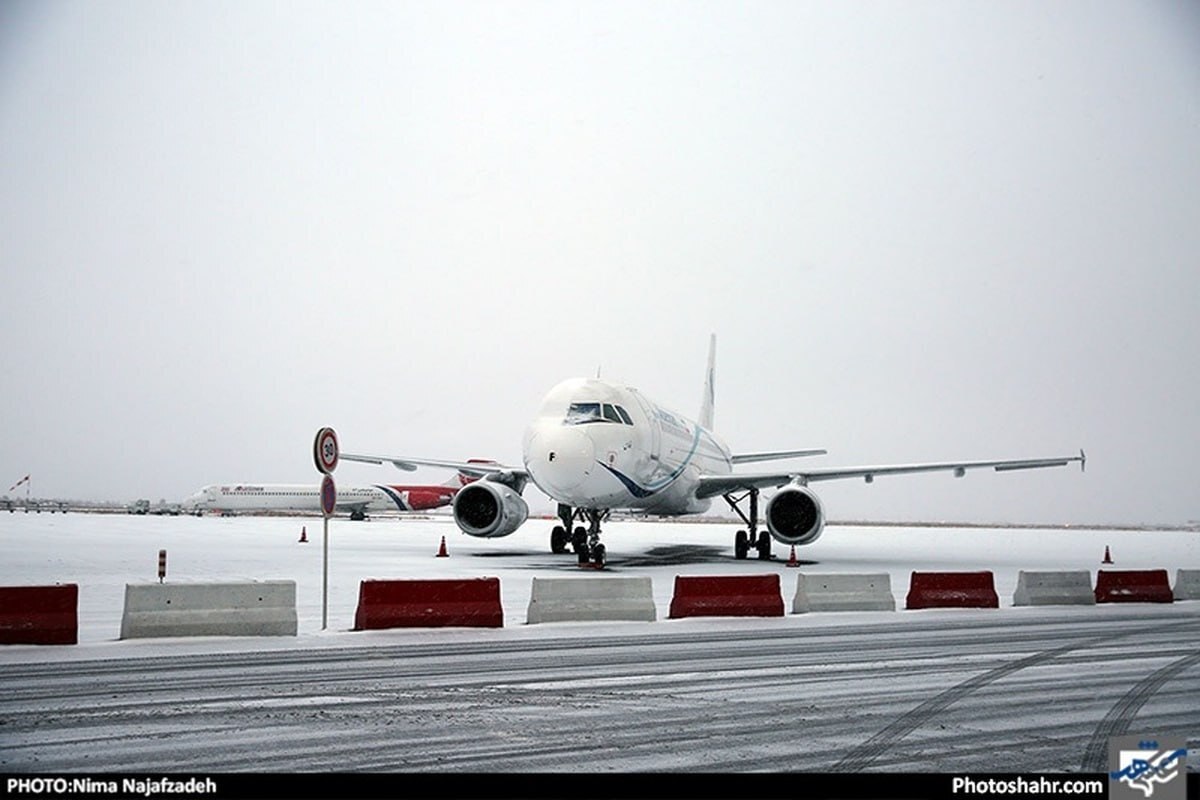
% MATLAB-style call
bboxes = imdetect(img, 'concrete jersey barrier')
[792,573,895,613]
[526,576,656,624]
[1173,569,1200,601]
[905,571,999,610]
[1094,570,1174,604]
[353,578,504,629]
[0,584,78,645]
[668,574,783,619]
[120,581,298,639]
[1012,571,1096,606]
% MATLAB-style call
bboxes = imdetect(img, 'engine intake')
[452,481,529,538]
[764,484,825,546]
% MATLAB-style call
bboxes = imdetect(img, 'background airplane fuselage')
[522,378,733,514]
[183,484,455,515]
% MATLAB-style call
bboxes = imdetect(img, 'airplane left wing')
[731,448,827,464]
[696,450,1085,500]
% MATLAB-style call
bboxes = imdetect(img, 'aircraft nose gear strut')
[549,504,609,568]
[724,487,772,560]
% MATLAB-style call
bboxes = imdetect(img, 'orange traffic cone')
[299,526,308,543]
[786,545,799,568]
[436,536,449,557]
[1102,545,1113,564]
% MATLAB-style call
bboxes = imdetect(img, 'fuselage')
[181,483,456,515]
[522,378,733,514]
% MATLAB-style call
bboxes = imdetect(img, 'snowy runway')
[0,513,1196,772]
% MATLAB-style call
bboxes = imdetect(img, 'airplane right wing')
[340,451,529,490]
[696,450,1086,500]
[340,452,518,475]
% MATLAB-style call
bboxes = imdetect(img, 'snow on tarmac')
[0,511,1196,656]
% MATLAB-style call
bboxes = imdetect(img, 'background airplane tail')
[446,458,497,487]
[698,334,716,431]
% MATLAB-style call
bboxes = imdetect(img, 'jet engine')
[764,484,825,546]
[452,480,529,538]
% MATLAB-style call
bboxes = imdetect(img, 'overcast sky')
[2,1,1197,526]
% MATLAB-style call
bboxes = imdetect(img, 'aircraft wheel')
[591,544,607,569]
[756,531,772,560]
[572,528,589,563]
[734,530,749,559]
[550,525,569,554]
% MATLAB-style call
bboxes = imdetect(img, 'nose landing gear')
[550,503,609,568]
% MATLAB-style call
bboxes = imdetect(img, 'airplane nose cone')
[526,427,595,495]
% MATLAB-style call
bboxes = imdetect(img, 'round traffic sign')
[320,474,336,518]
[314,427,339,474]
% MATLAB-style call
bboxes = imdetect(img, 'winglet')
[698,334,716,431]
[1080,449,1086,473]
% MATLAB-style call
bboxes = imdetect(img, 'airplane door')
[629,389,661,464]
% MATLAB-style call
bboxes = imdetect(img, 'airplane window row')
[565,402,634,426]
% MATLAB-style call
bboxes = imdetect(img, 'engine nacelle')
[452,480,529,538]
[764,484,825,546]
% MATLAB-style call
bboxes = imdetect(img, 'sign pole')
[319,473,336,631]
[313,428,339,633]
[322,514,329,630]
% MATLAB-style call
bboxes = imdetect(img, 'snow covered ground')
[1,512,1197,778]
[0,511,1195,650]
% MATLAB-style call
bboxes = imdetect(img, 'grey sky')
[2,1,1197,525]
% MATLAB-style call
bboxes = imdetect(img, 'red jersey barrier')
[1094,570,1174,604]
[353,578,503,630]
[668,575,784,619]
[905,571,999,610]
[0,584,78,645]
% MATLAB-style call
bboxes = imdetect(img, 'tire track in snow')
[1079,649,1200,772]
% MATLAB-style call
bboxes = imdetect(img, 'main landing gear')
[724,487,773,560]
[549,503,608,568]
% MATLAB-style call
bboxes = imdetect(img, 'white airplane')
[181,472,477,520]
[341,336,1084,567]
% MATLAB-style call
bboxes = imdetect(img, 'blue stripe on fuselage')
[598,424,723,500]
[374,485,410,511]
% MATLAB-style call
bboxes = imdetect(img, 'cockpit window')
[565,402,634,425]
[565,402,604,425]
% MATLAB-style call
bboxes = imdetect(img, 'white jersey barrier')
[120,581,298,639]
[526,576,657,624]
[792,573,896,613]
[1012,571,1096,606]
[1173,569,1200,601]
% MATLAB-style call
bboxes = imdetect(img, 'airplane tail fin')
[698,334,716,431]
[447,458,496,487]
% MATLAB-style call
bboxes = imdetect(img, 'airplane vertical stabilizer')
[699,334,716,431]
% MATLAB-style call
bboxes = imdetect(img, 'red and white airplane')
[181,467,486,520]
